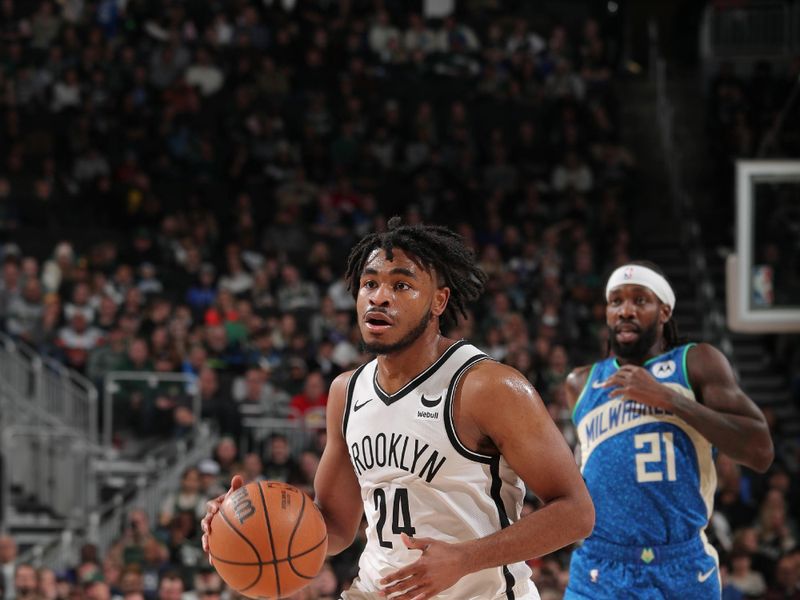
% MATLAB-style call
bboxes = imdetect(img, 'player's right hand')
[201,475,244,563]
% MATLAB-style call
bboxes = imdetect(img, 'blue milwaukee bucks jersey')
[572,344,717,546]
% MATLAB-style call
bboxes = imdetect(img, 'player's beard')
[362,307,433,355]
[609,320,659,360]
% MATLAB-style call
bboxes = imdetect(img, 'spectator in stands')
[101,557,123,598]
[117,566,144,599]
[546,58,586,101]
[297,450,321,495]
[56,312,104,372]
[262,433,302,484]
[35,569,57,600]
[83,581,111,600]
[112,337,154,436]
[240,453,265,483]
[0,535,16,600]
[182,570,223,600]
[40,243,74,294]
[757,489,797,574]
[551,151,594,193]
[765,550,800,599]
[197,367,238,437]
[202,325,243,373]
[13,565,38,600]
[218,245,253,297]
[87,327,126,384]
[233,366,291,420]
[211,437,240,486]
[277,265,320,314]
[185,264,216,321]
[154,572,182,600]
[158,467,207,528]
[184,47,224,97]
[5,278,44,345]
[136,539,168,600]
[64,282,96,323]
[0,257,21,317]
[163,514,203,589]
[106,516,144,568]
[196,459,225,499]
[289,371,328,426]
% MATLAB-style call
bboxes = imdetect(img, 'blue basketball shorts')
[565,536,720,600]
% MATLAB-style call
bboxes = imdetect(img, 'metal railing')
[102,371,202,447]
[240,414,318,457]
[0,372,105,534]
[703,0,794,57]
[1,425,98,526]
[699,1,800,86]
[0,332,99,443]
[16,424,219,570]
[0,341,217,570]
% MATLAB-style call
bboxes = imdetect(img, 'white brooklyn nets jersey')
[342,341,539,600]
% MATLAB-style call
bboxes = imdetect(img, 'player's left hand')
[600,365,675,411]
[378,533,466,599]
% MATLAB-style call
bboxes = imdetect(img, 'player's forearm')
[669,394,774,472]
[456,493,594,573]
[322,525,356,556]
[315,505,359,555]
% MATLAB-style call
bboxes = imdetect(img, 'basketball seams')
[211,482,328,597]
[216,506,264,592]
[208,533,328,567]
[287,489,305,557]
[256,481,282,598]
[285,492,326,580]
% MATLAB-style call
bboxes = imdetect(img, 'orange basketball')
[208,481,328,599]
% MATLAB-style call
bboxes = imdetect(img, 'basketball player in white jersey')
[202,218,594,599]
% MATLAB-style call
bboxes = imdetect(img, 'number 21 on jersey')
[634,432,677,482]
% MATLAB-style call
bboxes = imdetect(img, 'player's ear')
[659,302,672,325]
[431,286,450,318]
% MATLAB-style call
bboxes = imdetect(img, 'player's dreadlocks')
[629,260,684,350]
[344,217,487,329]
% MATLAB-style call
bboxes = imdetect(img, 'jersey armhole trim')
[571,363,598,421]
[489,456,517,599]
[342,363,368,437]
[444,354,494,464]
[682,342,697,393]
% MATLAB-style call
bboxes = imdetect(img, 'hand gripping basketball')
[202,477,328,599]
[201,475,244,562]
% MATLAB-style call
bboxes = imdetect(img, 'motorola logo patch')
[651,360,676,379]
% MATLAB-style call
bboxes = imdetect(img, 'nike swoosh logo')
[353,398,373,412]
[697,567,716,583]
[420,395,442,408]
[592,380,606,389]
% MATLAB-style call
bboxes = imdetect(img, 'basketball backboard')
[728,160,800,333]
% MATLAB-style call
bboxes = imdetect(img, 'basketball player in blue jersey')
[564,261,774,600]
[203,218,595,599]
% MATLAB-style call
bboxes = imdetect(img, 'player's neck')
[615,339,668,366]
[375,329,454,394]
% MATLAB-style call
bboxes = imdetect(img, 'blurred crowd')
[0,0,797,598]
